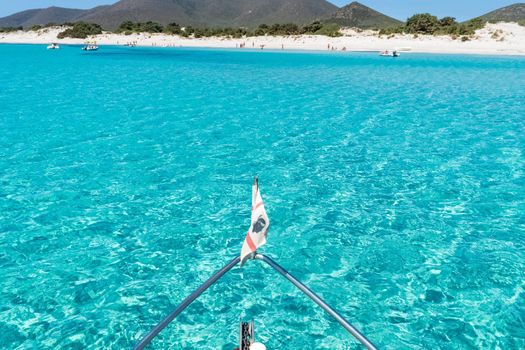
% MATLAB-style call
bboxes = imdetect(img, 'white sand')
[1,22,524,56]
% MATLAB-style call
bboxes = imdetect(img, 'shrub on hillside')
[314,23,342,37]
[463,18,485,32]
[28,23,66,32]
[116,20,134,33]
[181,25,195,37]
[249,21,341,37]
[141,21,164,33]
[0,26,23,33]
[439,16,457,27]
[405,13,440,34]
[301,21,323,34]
[111,20,342,38]
[165,22,182,35]
[57,22,102,39]
[116,21,164,34]
[378,25,405,35]
[380,14,485,37]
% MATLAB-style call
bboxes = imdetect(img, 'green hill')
[476,3,525,22]
[0,7,90,28]
[323,1,402,29]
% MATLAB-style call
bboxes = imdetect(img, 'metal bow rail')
[134,254,378,350]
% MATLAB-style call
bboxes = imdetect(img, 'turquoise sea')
[0,44,524,349]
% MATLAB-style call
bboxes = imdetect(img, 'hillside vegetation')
[114,20,342,38]
[57,22,102,39]
[0,26,22,33]
[379,14,485,37]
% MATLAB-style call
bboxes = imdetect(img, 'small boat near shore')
[47,43,60,50]
[82,44,99,51]
[380,50,399,57]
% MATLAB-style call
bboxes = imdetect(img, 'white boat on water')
[82,44,99,51]
[47,43,60,50]
[133,178,378,350]
[380,50,399,57]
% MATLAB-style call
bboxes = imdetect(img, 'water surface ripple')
[0,45,524,349]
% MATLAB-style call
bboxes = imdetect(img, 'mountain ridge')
[0,7,86,28]
[0,6,113,28]
[323,1,402,29]
[2,1,523,31]
[0,0,338,29]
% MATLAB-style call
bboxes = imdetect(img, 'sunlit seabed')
[0,44,524,349]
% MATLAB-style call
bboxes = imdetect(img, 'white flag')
[240,177,270,265]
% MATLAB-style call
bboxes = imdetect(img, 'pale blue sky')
[0,0,520,21]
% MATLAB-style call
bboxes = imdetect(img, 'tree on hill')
[301,21,323,33]
[0,26,22,32]
[141,21,163,33]
[379,13,485,37]
[405,13,440,34]
[115,21,164,34]
[165,22,182,35]
[439,16,457,27]
[116,20,134,33]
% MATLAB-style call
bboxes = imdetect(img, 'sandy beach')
[1,22,524,55]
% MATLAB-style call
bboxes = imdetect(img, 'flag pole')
[254,253,378,350]
[133,256,240,350]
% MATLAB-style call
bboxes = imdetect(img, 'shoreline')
[3,42,525,58]
[1,22,524,56]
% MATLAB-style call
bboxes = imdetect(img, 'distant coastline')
[1,22,524,56]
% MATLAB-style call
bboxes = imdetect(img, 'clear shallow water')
[0,44,524,349]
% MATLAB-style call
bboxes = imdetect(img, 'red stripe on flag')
[252,202,264,211]
[245,232,257,252]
